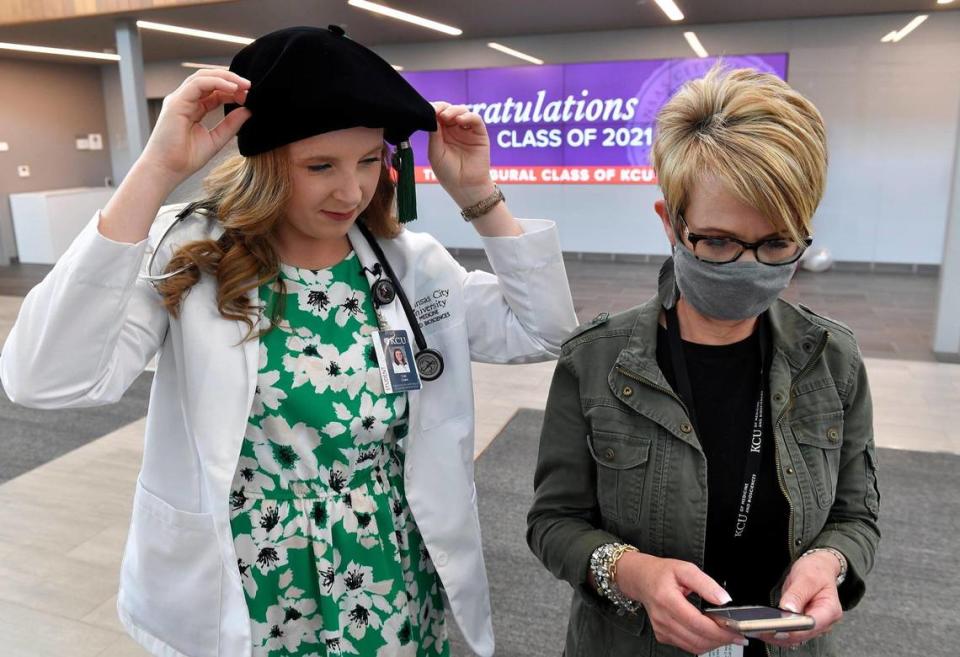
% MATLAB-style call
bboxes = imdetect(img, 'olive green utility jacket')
[527,260,881,657]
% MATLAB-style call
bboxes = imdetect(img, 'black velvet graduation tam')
[225,25,437,221]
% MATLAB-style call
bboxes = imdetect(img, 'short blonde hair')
[651,65,827,242]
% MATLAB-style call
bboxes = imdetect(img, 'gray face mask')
[672,242,796,321]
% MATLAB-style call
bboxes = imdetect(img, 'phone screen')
[708,606,796,621]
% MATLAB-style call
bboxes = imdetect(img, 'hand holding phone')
[704,605,816,634]
[614,553,748,655]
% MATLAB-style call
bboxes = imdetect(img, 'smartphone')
[704,605,815,634]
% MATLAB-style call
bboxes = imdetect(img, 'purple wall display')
[403,54,788,184]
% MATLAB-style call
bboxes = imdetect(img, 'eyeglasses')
[676,213,812,266]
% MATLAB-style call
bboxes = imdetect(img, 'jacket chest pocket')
[789,411,844,508]
[587,430,651,524]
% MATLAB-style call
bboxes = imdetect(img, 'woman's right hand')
[139,68,252,190]
[616,551,748,655]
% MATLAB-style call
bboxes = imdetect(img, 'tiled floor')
[0,257,957,656]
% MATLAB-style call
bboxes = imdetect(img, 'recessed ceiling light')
[653,0,685,21]
[392,64,404,71]
[0,41,120,61]
[347,1,462,36]
[181,62,230,70]
[136,20,253,45]
[936,0,953,5]
[683,32,708,58]
[487,42,544,65]
[884,14,928,43]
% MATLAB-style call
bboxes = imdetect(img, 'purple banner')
[403,54,788,184]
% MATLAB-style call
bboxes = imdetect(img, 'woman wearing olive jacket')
[527,66,880,657]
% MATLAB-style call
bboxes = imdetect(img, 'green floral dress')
[229,251,450,657]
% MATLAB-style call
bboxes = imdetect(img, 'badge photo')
[372,329,422,393]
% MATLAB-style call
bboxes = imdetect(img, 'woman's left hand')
[762,551,844,650]
[428,101,496,209]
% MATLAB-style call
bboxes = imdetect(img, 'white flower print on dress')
[415,592,447,654]
[399,553,419,604]
[284,263,334,288]
[315,547,345,602]
[250,415,322,484]
[270,593,323,651]
[328,280,368,327]
[377,612,418,657]
[350,393,393,442]
[280,265,336,320]
[394,394,408,416]
[251,369,287,418]
[241,500,307,576]
[336,487,383,550]
[235,546,260,599]
[282,333,345,393]
[315,459,351,500]
[251,603,312,655]
[339,560,393,641]
[231,455,277,518]
[259,341,269,371]
[318,629,359,655]
[342,331,383,398]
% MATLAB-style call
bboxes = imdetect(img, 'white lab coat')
[0,203,577,657]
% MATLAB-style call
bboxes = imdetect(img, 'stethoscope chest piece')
[415,348,444,381]
[372,278,397,306]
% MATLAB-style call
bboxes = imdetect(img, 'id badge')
[700,646,743,657]
[371,329,422,393]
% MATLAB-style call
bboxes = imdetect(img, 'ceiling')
[0,0,956,64]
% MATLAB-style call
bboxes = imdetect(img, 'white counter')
[9,187,115,264]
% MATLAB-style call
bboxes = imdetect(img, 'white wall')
[105,11,960,264]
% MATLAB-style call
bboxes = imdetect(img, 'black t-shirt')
[656,323,790,644]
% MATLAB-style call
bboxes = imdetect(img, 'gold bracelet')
[608,544,638,586]
[590,543,641,614]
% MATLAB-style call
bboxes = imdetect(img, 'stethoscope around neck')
[355,221,444,382]
[139,202,445,382]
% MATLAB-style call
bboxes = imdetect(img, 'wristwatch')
[460,184,505,221]
[802,547,848,586]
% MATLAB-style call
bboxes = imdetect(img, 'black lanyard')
[664,306,770,541]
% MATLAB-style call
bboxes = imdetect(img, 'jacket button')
[802,342,813,352]
[604,448,616,461]
[773,392,785,403]
[680,422,693,434]
[623,385,633,397]
[786,466,795,475]
[434,551,448,567]
[795,538,803,547]
[828,428,839,442]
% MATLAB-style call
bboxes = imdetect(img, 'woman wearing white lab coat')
[0,26,576,657]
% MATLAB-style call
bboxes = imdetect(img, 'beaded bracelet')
[590,543,642,614]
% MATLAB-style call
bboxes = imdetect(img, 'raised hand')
[427,101,495,209]
[140,68,252,190]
